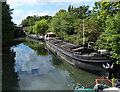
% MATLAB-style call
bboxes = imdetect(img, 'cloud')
[7,0,99,8]
[26,10,57,17]
[7,0,58,25]
[7,0,100,25]
[11,9,25,25]
[11,9,57,25]
[7,0,47,8]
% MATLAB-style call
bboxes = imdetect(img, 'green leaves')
[96,8,120,64]
[24,19,48,35]
[20,15,52,27]
[49,10,75,36]
[34,19,48,35]
[2,2,14,46]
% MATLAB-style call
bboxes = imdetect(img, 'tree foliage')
[96,12,120,63]
[68,5,91,19]
[48,10,76,36]
[23,19,48,35]
[91,2,120,31]
[20,15,52,27]
[2,2,14,46]
[33,19,48,35]
[95,2,120,64]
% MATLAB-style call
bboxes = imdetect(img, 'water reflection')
[24,38,48,56]
[50,54,100,88]
[50,54,66,71]
[10,38,101,90]
[2,48,19,90]
[12,43,51,75]
[12,42,72,90]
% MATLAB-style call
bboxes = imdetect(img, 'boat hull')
[46,40,110,76]
[28,35,44,40]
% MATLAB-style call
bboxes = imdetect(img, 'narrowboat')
[44,32,113,76]
[28,34,44,40]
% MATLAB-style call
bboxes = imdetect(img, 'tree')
[92,2,120,32]
[68,5,73,12]
[20,15,52,27]
[20,16,38,27]
[33,19,48,35]
[93,2,120,64]
[39,15,52,23]
[70,6,91,19]
[96,10,120,64]
[68,18,100,45]
[49,10,76,37]
[2,2,14,46]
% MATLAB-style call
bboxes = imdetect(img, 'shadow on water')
[2,47,20,91]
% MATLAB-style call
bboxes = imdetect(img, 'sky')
[7,0,100,25]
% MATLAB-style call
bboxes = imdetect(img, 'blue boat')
[74,83,94,92]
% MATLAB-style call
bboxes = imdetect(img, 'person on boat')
[111,74,117,86]
[74,83,85,90]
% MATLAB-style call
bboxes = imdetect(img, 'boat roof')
[46,32,56,34]
[72,47,84,51]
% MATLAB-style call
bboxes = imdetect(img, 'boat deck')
[49,38,95,54]
[47,38,110,62]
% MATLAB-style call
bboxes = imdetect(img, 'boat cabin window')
[46,34,56,37]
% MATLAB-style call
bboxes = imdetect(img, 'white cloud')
[26,10,56,17]
[7,0,99,8]
[7,0,100,25]
[7,0,58,25]
[11,9,57,25]
[7,0,47,8]
[11,9,25,25]
[13,10,23,14]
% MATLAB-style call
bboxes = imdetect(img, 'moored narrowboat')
[28,34,44,40]
[44,32,113,76]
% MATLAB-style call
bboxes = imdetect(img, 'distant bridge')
[14,27,23,30]
[14,27,26,37]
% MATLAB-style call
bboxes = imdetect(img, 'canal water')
[2,38,101,90]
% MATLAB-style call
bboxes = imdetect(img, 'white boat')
[28,34,44,40]
[103,87,120,92]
